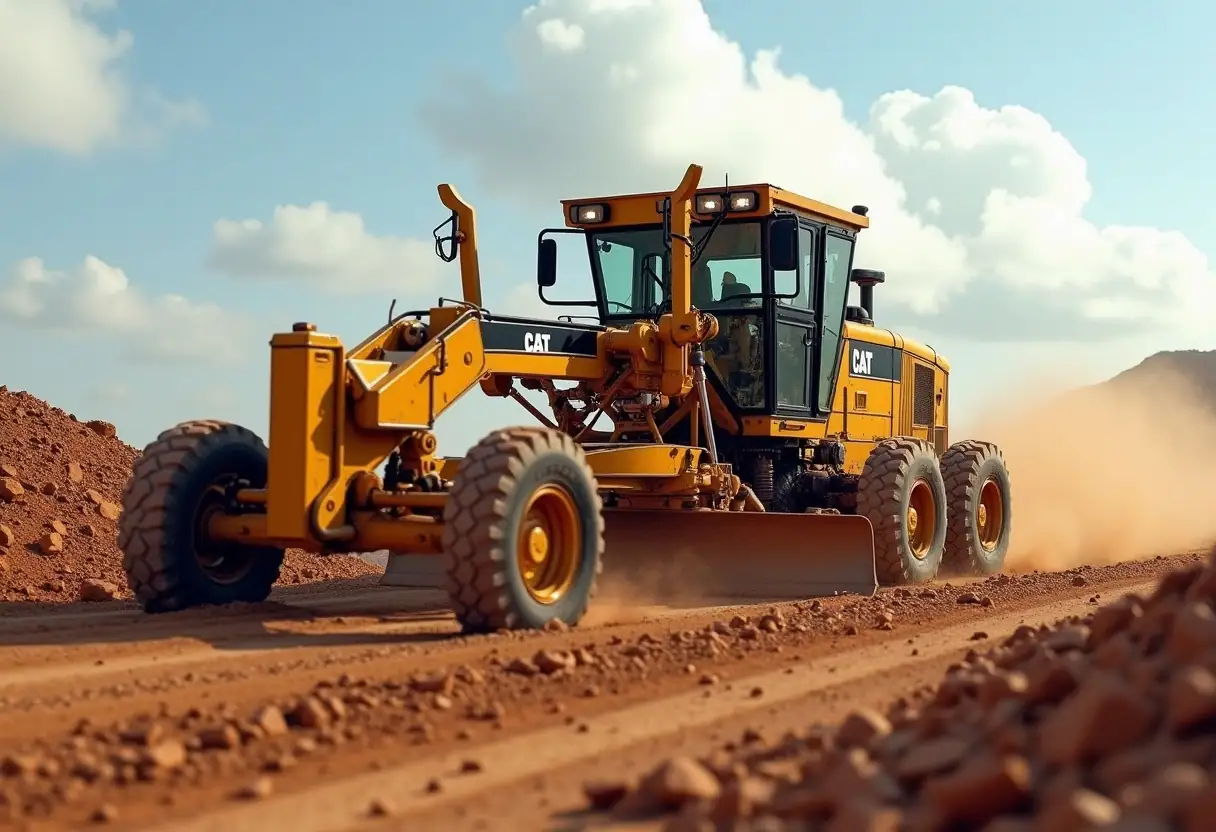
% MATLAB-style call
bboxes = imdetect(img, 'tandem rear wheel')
[941,440,1013,577]
[441,426,604,633]
[857,438,948,586]
[119,421,285,613]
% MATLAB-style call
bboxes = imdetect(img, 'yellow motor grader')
[117,163,1012,631]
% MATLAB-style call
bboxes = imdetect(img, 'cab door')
[771,222,819,417]
[812,232,856,415]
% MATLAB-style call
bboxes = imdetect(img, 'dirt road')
[0,551,1203,831]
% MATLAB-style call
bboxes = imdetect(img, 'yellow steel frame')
[209,163,745,558]
[207,159,951,558]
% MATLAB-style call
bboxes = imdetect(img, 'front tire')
[942,440,1012,577]
[119,421,285,613]
[441,427,604,633]
[857,438,948,586]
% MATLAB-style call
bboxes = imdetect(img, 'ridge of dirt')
[584,547,1216,831]
[0,386,378,604]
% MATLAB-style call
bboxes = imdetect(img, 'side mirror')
[537,238,558,288]
[769,217,799,273]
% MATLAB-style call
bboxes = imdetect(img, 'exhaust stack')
[850,268,886,322]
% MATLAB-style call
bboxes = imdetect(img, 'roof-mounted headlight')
[727,190,758,212]
[569,203,610,224]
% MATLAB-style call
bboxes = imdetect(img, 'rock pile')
[586,548,1216,831]
[0,386,378,603]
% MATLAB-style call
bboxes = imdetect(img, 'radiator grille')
[913,364,935,427]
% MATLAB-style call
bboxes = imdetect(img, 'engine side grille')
[913,363,934,427]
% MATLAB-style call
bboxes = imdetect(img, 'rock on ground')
[585,545,1216,831]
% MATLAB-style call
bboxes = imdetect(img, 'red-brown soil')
[0,385,378,604]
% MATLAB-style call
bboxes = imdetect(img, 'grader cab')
[117,164,1013,632]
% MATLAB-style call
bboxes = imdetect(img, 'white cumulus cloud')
[208,202,446,295]
[0,0,205,155]
[420,0,1216,342]
[0,255,246,362]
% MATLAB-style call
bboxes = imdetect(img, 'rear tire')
[857,438,947,586]
[441,427,604,633]
[942,440,1012,577]
[119,421,285,613]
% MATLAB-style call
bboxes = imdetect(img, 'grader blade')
[378,510,877,600]
[380,552,445,588]
[599,510,879,602]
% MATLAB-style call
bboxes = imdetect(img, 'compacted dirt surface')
[2,386,1214,831]
[0,550,1206,832]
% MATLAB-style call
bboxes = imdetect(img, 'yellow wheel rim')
[978,477,1005,552]
[516,484,581,604]
[907,478,937,560]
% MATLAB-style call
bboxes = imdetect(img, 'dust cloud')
[582,543,720,626]
[963,362,1216,572]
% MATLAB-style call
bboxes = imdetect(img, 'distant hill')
[1099,349,1216,409]
[977,346,1216,572]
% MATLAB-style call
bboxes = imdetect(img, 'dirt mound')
[0,386,378,603]
[585,549,1216,829]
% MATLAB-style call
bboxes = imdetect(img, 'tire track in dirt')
[154,579,1164,832]
[0,552,1197,831]
[0,592,801,745]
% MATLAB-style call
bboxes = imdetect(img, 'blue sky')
[2,0,1213,452]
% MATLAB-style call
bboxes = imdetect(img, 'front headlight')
[695,193,726,215]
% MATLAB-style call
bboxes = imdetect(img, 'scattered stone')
[236,777,274,800]
[505,658,539,676]
[86,420,117,438]
[836,708,892,749]
[90,804,119,824]
[409,671,455,694]
[79,579,120,602]
[0,478,24,503]
[639,757,721,808]
[533,649,575,674]
[288,697,332,729]
[252,705,289,737]
[37,531,64,554]
[141,740,187,771]
[366,797,395,817]
[583,779,631,810]
[198,725,241,750]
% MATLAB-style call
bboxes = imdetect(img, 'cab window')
[773,226,815,310]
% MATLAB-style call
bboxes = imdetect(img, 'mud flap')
[379,510,878,601]
[599,509,878,602]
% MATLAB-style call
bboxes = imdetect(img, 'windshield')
[589,221,763,317]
